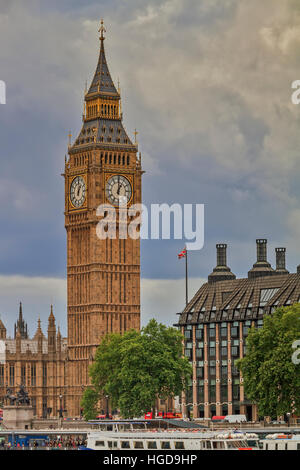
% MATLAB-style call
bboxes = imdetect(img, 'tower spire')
[98,18,106,44]
[14,301,28,339]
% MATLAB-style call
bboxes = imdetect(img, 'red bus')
[145,411,182,420]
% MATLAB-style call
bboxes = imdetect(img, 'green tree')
[80,387,99,420]
[81,319,192,419]
[237,304,300,418]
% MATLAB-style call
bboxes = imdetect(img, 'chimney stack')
[256,239,267,262]
[248,239,275,279]
[208,244,236,283]
[275,248,289,274]
[216,244,227,267]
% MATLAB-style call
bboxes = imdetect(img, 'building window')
[9,364,14,386]
[243,326,249,336]
[42,398,47,418]
[209,382,216,401]
[221,366,228,376]
[221,327,227,337]
[233,384,240,400]
[198,384,204,402]
[209,329,216,339]
[31,364,36,386]
[184,330,191,339]
[196,329,203,340]
[221,385,228,401]
[184,349,192,359]
[209,348,216,357]
[231,326,238,337]
[0,365,4,386]
[21,365,26,385]
[196,349,203,359]
[42,363,47,387]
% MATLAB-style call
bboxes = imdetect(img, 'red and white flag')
[178,248,187,259]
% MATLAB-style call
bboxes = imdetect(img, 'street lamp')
[105,395,109,419]
[59,394,63,418]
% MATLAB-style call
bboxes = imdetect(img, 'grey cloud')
[0,0,300,328]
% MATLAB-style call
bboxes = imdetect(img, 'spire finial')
[99,19,106,43]
[68,131,72,148]
[134,129,138,145]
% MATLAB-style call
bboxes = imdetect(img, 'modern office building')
[176,239,300,420]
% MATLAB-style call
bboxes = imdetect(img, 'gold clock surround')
[104,173,134,206]
[68,174,88,210]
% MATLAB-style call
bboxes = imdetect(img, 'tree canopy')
[81,319,192,419]
[237,304,300,419]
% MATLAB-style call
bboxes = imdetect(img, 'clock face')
[70,175,86,208]
[106,175,132,205]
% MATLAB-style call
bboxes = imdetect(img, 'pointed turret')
[57,326,62,354]
[48,305,56,353]
[87,20,118,96]
[34,317,44,354]
[48,305,55,327]
[0,317,6,340]
[14,302,28,339]
[16,328,21,353]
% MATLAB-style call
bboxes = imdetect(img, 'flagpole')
[185,246,188,306]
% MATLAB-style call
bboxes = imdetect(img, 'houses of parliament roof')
[177,240,300,326]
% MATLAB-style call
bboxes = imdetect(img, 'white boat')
[86,430,259,451]
[262,434,300,451]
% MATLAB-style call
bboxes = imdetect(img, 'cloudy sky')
[1,0,300,336]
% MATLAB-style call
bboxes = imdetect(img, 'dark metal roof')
[177,273,300,325]
[88,40,118,96]
[73,118,134,149]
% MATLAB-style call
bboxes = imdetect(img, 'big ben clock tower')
[64,21,142,416]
